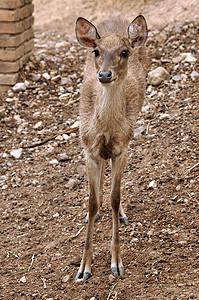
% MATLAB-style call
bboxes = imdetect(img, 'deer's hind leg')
[76,155,104,281]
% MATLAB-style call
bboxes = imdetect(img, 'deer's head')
[76,15,147,85]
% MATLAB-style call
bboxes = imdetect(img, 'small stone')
[2,185,8,190]
[34,121,43,129]
[184,199,189,205]
[32,73,41,81]
[148,180,157,189]
[61,77,72,85]
[134,126,145,138]
[172,56,184,64]
[51,75,61,82]
[71,121,79,129]
[42,72,51,80]
[90,297,96,300]
[62,275,70,283]
[63,134,70,140]
[176,185,181,191]
[49,159,59,165]
[190,71,199,81]
[57,153,70,162]
[183,53,197,63]
[148,67,170,86]
[66,179,77,189]
[59,93,70,100]
[13,82,26,92]
[53,212,59,218]
[7,162,13,167]
[141,103,155,113]
[77,165,86,175]
[159,113,171,120]
[172,75,182,82]
[20,276,26,283]
[10,149,22,159]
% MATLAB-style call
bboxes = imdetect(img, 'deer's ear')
[128,15,148,48]
[76,17,100,48]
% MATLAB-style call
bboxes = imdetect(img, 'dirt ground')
[0,0,199,299]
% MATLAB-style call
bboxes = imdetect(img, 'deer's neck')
[95,82,125,122]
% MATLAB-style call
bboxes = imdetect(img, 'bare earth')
[0,0,199,299]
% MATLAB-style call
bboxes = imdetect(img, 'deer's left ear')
[128,15,148,48]
[76,17,100,48]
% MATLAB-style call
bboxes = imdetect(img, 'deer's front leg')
[111,151,127,277]
[75,155,102,281]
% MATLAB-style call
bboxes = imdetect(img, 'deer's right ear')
[76,18,100,48]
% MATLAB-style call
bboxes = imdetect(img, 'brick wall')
[0,0,34,92]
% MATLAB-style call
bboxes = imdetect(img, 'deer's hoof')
[83,272,91,281]
[111,266,125,277]
[75,271,91,282]
[85,212,100,223]
[111,267,118,277]
[119,214,129,225]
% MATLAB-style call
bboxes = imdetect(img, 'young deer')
[75,15,148,281]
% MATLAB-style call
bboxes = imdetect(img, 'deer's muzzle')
[98,71,113,84]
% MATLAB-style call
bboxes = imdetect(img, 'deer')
[75,15,148,281]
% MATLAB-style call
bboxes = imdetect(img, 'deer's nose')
[98,71,113,83]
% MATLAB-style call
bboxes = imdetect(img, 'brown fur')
[75,15,148,281]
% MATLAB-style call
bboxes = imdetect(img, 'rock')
[13,82,26,92]
[34,121,43,129]
[148,67,170,86]
[57,153,70,162]
[148,180,157,189]
[172,56,184,64]
[62,275,70,283]
[49,159,59,165]
[141,103,155,113]
[20,276,26,283]
[66,179,77,189]
[42,72,51,80]
[10,149,22,159]
[32,73,41,81]
[182,53,197,63]
[134,126,145,138]
[53,212,59,218]
[159,113,171,120]
[190,71,199,81]
[172,75,182,82]
[51,75,61,82]
[63,134,70,140]
[7,162,13,167]
[77,165,86,175]
[61,77,72,85]
[59,93,70,100]
[70,120,79,129]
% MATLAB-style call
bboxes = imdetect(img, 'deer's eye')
[93,49,100,57]
[121,50,128,58]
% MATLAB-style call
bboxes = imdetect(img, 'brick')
[0,20,24,34]
[19,50,32,68]
[0,4,34,22]
[0,16,33,34]
[0,27,34,47]
[0,73,18,85]
[0,60,20,73]
[0,45,24,61]
[0,0,25,9]
[24,38,34,53]
[24,15,34,30]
